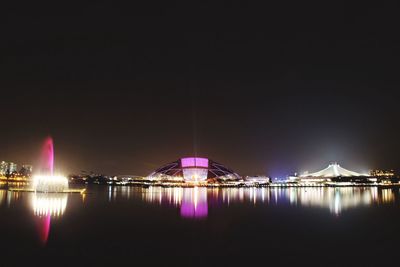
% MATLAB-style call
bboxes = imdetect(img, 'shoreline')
[69,183,400,189]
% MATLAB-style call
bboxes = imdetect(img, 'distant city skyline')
[0,160,33,175]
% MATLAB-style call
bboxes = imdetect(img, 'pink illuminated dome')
[148,157,241,183]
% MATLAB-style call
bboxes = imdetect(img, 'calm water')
[1,186,399,266]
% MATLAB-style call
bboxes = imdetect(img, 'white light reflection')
[138,187,397,217]
[142,187,207,219]
[0,190,6,206]
[31,193,68,217]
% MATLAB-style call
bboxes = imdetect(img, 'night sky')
[1,1,399,177]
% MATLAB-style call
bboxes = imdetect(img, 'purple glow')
[41,137,54,175]
[181,157,209,168]
[195,158,209,168]
[180,188,208,219]
[181,157,195,167]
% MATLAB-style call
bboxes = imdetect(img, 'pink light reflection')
[180,188,208,219]
[36,215,51,245]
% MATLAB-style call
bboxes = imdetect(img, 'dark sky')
[1,1,399,177]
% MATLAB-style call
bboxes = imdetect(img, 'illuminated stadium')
[289,163,373,185]
[300,163,367,178]
[148,157,241,183]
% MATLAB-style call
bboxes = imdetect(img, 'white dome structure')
[300,163,366,178]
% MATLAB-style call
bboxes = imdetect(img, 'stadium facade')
[290,163,374,185]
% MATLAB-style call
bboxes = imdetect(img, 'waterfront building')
[8,162,18,174]
[245,176,270,185]
[290,163,372,185]
[0,161,18,175]
[21,164,33,176]
[370,169,395,178]
[147,157,241,184]
[0,161,7,175]
[22,164,33,173]
[369,170,399,184]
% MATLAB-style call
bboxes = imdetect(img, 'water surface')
[0,186,399,266]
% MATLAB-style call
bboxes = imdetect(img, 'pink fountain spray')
[41,136,54,176]
[33,137,68,245]
[33,136,68,193]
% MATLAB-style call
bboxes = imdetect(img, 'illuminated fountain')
[32,137,69,193]
[33,175,69,193]
[30,137,70,244]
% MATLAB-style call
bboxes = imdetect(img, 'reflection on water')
[36,215,51,245]
[2,187,396,223]
[0,190,6,206]
[284,187,376,215]
[0,190,23,207]
[137,187,398,218]
[180,188,208,219]
[31,193,68,245]
[382,189,395,203]
[1,186,400,266]
[141,187,208,219]
[0,190,69,245]
[32,193,68,217]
